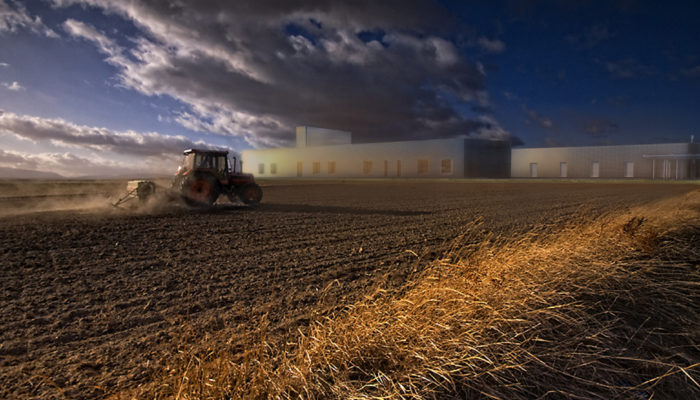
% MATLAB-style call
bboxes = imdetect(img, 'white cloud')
[526,109,554,129]
[0,111,210,157]
[0,111,230,176]
[0,62,9,67]
[3,81,23,91]
[474,115,511,140]
[0,148,169,177]
[63,19,126,64]
[0,0,58,37]
[477,37,505,53]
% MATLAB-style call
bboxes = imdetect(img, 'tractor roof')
[183,148,229,156]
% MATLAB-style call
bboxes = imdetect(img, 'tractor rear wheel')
[183,175,219,207]
[237,183,262,205]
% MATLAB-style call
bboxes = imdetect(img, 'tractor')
[172,149,262,206]
[113,149,262,208]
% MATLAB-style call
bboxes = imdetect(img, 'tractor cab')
[174,148,262,206]
[178,149,229,180]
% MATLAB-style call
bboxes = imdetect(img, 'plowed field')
[1,181,696,399]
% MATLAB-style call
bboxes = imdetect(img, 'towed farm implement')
[113,149,263,208]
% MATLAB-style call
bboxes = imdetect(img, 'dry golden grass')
[126,190,700,399]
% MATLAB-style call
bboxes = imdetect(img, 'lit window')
[312,161,321,174]
[270,163,277,174]
[258,163,265,174]
[417,159,429,174]
[441,159,452,174]
[363,161,373,175]
[328,161,336,174]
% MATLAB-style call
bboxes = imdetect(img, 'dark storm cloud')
[54,0,510,146]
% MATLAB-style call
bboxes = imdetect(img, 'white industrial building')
[511,142,700,180]
[242,126,700,180]
[242,126,510,179]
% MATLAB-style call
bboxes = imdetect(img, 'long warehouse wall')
[242,138,467,178]
[511,143,698,179]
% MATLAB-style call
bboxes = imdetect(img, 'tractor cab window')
[195,153,214,169]
[229,156,240,173]
[214,155,227,174]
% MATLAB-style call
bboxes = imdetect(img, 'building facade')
[242,126,699,180]
[511,143,700,180]
[242,127,510,179]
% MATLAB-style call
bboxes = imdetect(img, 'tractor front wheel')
[183,175,219,207]
[237,183,262,205]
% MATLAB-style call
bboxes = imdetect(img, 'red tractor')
[113,149,262,208]
[172,149,262,206]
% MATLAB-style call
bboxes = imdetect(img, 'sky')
[0,0,699,177]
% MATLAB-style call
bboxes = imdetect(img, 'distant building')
[512,143,700,180]
[242,126,700,180]
[242,126,510,179]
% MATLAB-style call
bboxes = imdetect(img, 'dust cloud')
[0,179,160,217]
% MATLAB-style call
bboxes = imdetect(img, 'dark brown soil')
[0,180,696,399]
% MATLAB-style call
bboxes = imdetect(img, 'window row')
[257,159,454,176]
[257,163,278,174]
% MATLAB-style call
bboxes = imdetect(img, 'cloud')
[0,62,9,67]
[503,91,519,101]
[477,37,505,53]
[52,0,513,146]
[0,0,58,37]
[566,25,614,48]
[3,81,23,91]
[0,111,210,157]
[63,19,122,60]
[526,109,553,129]
[601,58,655,79]
[681,65,700,78]
[0,148,163,177]
[582,119,618,137]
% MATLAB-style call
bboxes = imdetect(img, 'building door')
[296,161,303,177]
[529,163,538,178]
[560,162,568,178]
[384,160,388,177]
[624,162,634,178]
[591,162,600,178]
[396,160,401,177]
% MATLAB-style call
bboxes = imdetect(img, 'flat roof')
[183,148,229,155]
